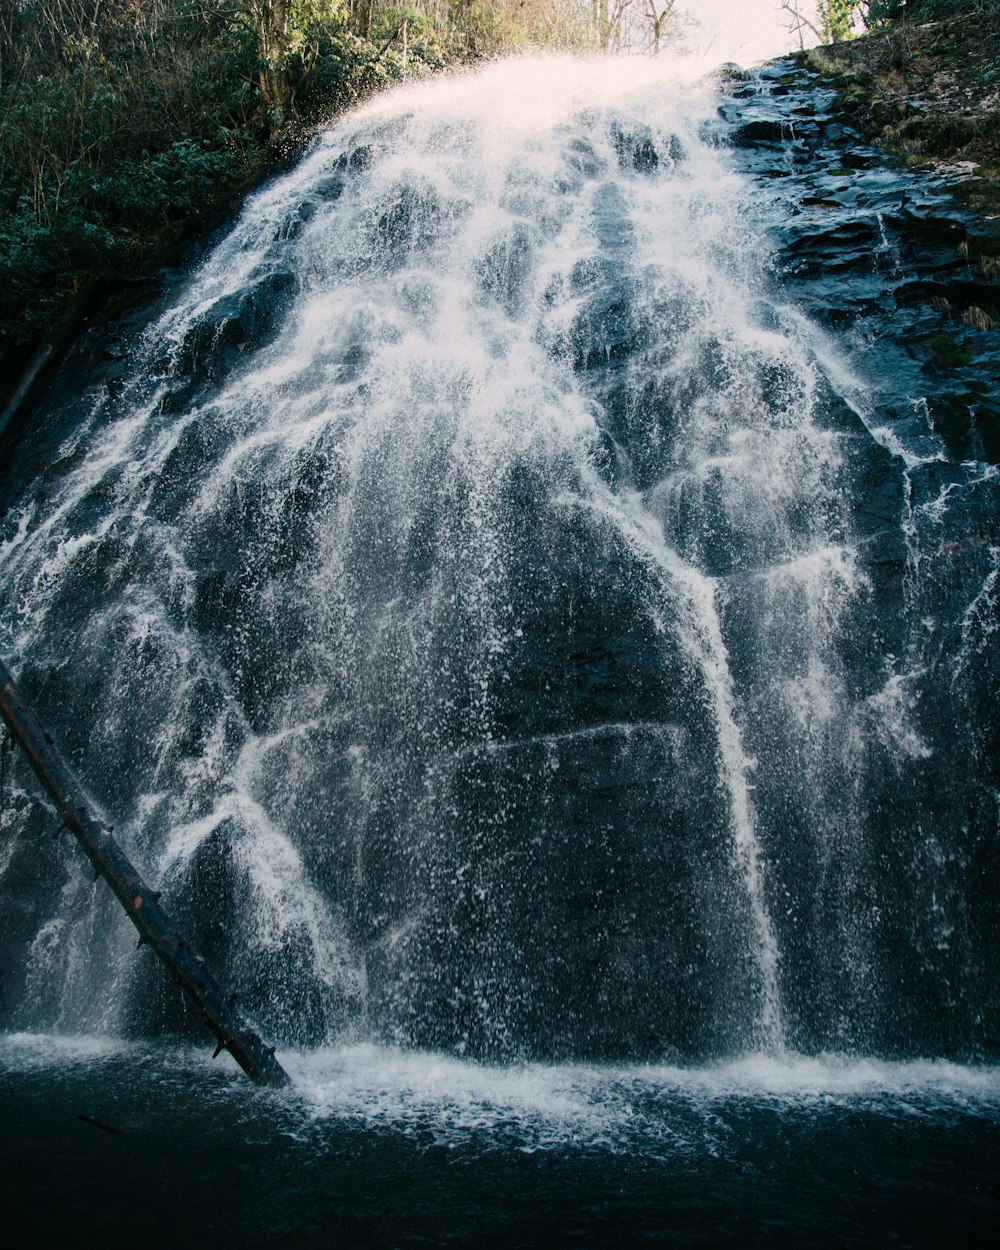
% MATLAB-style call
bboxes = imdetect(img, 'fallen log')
[0,656,290,1088]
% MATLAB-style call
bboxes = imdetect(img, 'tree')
[861,0,988,22]
[644,0,678,53]
[254,0,295,121]
[820,0,857,39]
[593,0,634,51]
[781,1,862,46]
[182,1,349,129]
[780,1,822,47]
[0,0,24,88]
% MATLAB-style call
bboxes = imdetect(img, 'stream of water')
[1,55,997,1244]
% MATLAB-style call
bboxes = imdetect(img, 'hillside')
[803,7,1000,228]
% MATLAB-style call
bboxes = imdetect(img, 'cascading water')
[0,55,997,1087]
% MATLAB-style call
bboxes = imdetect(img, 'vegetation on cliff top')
[800,0,1000,283]
[0,2,689,393]
[1,1,997,400]
[0,2,437,385]
[803,2,1000,166]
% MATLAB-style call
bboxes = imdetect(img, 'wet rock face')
[717,58,1000,464]
[1,57,998,1064]
[713,60,1000,1061]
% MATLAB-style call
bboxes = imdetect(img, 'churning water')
[1,55,998,1244]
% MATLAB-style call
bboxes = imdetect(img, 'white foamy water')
[3,1032,999,1158]
[285,1045,1000,1146]
[0,53,995,1072]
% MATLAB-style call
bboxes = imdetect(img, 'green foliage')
[861,0,984,24]
[789,0,987,45]
[0,0,381,368]
[931,335,973,368]
[819,0,857,41]
[0,1,682,374]
[0,2,270,361]
[861,0,906,19]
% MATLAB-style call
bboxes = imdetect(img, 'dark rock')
[565,136,606,178]
[730,119,794,147]
[155,268,297,414]
[610,124,684,174]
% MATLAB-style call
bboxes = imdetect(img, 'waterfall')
[1,55,996,1067]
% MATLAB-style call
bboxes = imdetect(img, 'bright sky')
[681,1,821,66]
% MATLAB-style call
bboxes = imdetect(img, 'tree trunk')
[255,0,294,127]
[0,657,290,1088]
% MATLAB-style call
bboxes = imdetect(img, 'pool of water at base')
[2,1034,998,1248]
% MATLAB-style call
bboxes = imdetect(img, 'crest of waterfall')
[0,56,996,1063]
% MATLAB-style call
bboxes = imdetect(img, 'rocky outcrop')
[717,54,1000,463]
